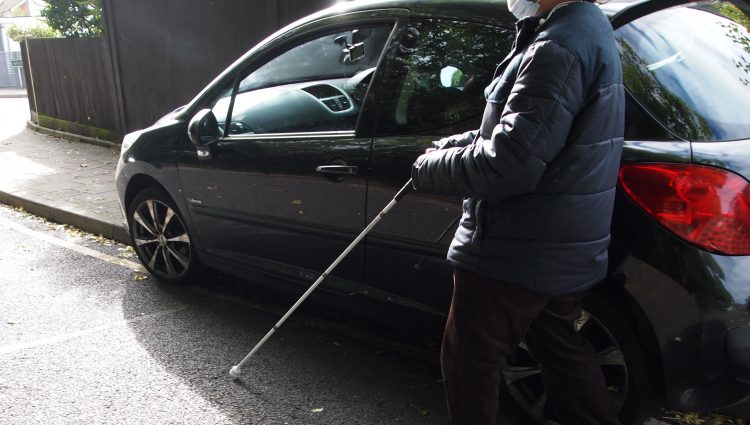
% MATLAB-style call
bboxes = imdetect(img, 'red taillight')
[619,164,750,255]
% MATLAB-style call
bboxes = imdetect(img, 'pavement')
[0,96,128,243]
[0,87,28,98]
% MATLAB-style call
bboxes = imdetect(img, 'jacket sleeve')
[431,130,478,150]
[412,40,585,201]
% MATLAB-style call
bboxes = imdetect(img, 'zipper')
[471,199,484,253]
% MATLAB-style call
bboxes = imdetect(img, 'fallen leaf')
[133,273,148,281]
[117,246,135,258]
[661,410,733,425]
[86,234,114,246]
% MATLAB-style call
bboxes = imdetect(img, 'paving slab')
[0,114,128,243]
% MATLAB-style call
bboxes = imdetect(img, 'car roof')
[305,0,645,26]
[181,0,670,118]
[307,0,512,27]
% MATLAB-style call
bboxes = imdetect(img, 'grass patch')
[38,114,120,142]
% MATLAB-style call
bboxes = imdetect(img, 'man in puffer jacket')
[411,0,624,424]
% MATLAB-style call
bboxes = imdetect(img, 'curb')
[26,121,121,150]
[0,190,130,244]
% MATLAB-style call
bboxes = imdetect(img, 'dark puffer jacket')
[411,2,624,296]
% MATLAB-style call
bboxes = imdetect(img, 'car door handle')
[315,165,358,175]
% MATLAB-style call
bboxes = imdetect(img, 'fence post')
[20,38,38,123]
[102,0,127,137]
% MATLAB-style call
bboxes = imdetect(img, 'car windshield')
[616,2,750,141]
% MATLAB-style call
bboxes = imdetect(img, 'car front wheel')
[127,187,197,284]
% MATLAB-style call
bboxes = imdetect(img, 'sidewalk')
[0,124,128,243]
[0,88,28,98]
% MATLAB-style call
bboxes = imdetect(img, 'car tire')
[503,290,657,425]
[127,187,199,285]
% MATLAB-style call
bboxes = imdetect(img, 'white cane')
[229,179,415,379]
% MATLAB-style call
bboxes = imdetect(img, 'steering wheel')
[227,121,257,135]
[349,67,377,104]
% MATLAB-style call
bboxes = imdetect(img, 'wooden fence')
[23,37,120,140]
[103,0,338,134]
[21,1,341,141]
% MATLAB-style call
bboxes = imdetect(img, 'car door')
[362,18,516,312]
[178,19,395,292]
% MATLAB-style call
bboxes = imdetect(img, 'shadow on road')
[120,273,506,425]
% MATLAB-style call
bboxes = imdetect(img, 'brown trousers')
[441,268,621,425]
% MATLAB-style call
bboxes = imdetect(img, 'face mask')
[507,0,541,20]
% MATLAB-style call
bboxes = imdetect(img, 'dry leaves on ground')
[662,410,747,425]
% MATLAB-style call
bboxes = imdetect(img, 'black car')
[115,0,750,422]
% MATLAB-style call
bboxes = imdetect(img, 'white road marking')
[0,213,184,354]
[0,214,145,272]
[0,308,186,355]
[0,211,710,423]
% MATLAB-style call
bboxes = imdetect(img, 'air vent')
[323,99,343,112]
[323,97,351,112]
[302,84,351,112]
[302,84,343,99]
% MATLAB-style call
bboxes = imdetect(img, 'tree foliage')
[6,23,59,42]
[42,0,103,38]
[717,2,750,32]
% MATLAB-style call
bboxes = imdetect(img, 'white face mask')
[507,0,541,20]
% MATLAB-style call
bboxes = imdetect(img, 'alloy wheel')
[503,310,629,421]
[131,199,192,280]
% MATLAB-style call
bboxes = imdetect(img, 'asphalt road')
[0,94,743,424]
[0,203,535,424]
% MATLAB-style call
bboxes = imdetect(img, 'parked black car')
[115,0,750,422]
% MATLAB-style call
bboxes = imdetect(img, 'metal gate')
[0,51,26,88]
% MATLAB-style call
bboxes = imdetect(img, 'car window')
[208,84,233,134]
[374,19,514,136]
[624,93,672,140]
[617,2,750,141]
[221,24,392,135]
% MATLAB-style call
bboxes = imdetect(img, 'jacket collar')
[538,0,585,30]
[493,2,583,79]
[490,15,542,78]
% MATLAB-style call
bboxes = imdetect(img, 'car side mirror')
[188,109,221,147]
